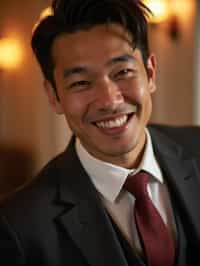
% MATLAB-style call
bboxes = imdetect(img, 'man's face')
[45,24,156,168]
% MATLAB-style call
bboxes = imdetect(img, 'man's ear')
[146,53,157,94]
[43,80,64,114]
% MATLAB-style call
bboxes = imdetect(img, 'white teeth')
[96,115,128,129]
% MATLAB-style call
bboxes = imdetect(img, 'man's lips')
[91,105,138,129]
[94,114,130,129]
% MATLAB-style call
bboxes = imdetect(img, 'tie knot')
[124,171,149,199]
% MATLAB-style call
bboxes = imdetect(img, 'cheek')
[126,78,153,118]
[142,90,153,122]
[134,75,153,103]
[135,85,146,100]
[125,79,147,102]
[61,94,90,122]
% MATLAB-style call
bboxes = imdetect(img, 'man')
[0,0,199,265]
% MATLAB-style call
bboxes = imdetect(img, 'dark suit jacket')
[0,125,200,265]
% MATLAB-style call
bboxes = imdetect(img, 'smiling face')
[45,24,156,168]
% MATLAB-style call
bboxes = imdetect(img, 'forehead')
[51,24,136,68]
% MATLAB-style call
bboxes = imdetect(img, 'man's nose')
[94,78,124,110]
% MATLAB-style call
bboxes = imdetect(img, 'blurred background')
[0,0,199,200]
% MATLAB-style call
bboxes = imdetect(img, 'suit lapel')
[55,138,128,266]
[59,198,128,266]
[53,128,200,264]
[149,127,200,246]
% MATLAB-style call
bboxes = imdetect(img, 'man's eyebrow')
[63,66,88,79]
[62,54,135,79]
[106,54,135,66]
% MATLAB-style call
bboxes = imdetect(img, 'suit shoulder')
[149,124,200,156]
[0,151,69,263]
[0,150,66,215]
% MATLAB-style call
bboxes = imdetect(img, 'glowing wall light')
[171,0,194,20]
[143,0,194,40]
[143,0,170,23]
[0,38,23,70]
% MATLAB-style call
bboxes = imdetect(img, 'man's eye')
[69,80,90,89]
[114,69,133,80]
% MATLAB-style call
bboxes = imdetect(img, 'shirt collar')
[75,129,163,203]
[138,130,163,183]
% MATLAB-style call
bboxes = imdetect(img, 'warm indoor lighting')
[32,6,53,33]
[144,0,194,40]
[0,38,23,70]
[40,7,53,20]
[143,0,170,23]
[171,0,194,20]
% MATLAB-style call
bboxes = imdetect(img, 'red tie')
[124,171,175,266]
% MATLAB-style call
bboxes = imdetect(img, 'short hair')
[31,0,151,92]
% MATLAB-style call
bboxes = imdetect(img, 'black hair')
[31,0,151,94]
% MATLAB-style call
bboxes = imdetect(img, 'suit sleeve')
[0,215,27,265]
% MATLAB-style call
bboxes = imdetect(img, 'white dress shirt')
[75,129,176,254]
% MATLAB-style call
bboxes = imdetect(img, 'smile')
[94,105,138,129]
[96,115,128,129]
